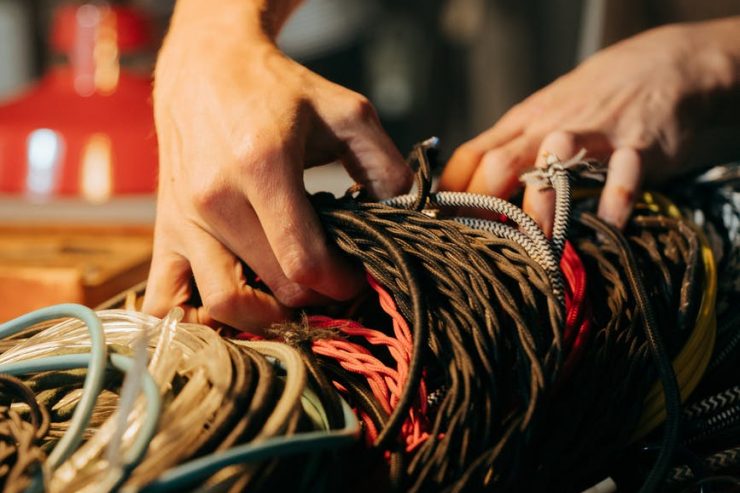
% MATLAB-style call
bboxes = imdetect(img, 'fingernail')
[597,201,627,230]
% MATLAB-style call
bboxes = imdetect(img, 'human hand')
[142,1,411,330]
[441,21,738,234]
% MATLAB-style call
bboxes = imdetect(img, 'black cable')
[296,341,345,430]
[317,206,428,451]
[0,373,51,493]
[312,175,562,490]
[580,212,682,493]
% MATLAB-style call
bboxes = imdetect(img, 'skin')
[441,17,740,234]
[144,1,740,331]
[144,0,412,330]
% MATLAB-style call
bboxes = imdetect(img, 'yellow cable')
[632,192,717,439]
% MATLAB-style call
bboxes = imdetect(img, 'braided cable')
[313,191,563,491]
[384,191,565,305]
[668,446,740,484]
[0,374,50,493]
[453,217,557,274]
[580,212,681,493]
[551,169,572,260]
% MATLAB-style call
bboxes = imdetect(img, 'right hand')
[143,8,411,331]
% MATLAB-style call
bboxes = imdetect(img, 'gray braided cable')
[519,150,605,262]
[380,145,606,309]
[454,217,565,300]
[384,191,564,305]
[551,169,572,261]
[384,191,554,258]
[669,446,740,484]
[454,217,551,266]
[684,385,740,419]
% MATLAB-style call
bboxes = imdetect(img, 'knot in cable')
[409,136,439,212]
[518,148,606,263]
[519,149,606,190]
[267,315,344,346]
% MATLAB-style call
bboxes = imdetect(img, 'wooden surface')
[0,224,152,321]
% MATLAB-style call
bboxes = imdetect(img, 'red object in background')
[0,3,157,200]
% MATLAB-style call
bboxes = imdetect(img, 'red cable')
[231,273,430,450]
[559,241,592,381]
[308,273,429,451]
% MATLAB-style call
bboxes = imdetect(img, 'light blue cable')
[0,352,161,489]
[0,304,107,469]
[139,394,360,493]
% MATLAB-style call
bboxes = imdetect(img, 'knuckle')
[202,288,240,323]
[538,131,578,161]
[481,147,513,169]
[240,146,279,180]
[506,101,531,121]
[192,181,224,214]
[349,95,378,122]
[141,296,166,317]
[272,282,315,308]
[280,247,322,286]
[452,143,479,165]
[542,130,576,148]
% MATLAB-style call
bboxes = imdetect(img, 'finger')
[187,226,290,330]
[322,95,412,199]
[597,147,643,229]
[343,125,412,199]
[523,131,581,237]
[142,242,193,317]
[524,131,615,235]
[244,158,365,302]
[440,103,531,191]
[523,185,556,238]
[196,194,328,308]
[440,141,488,192]
[465,135,540,198]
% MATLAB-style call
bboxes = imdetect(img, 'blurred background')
[0,0,737,318]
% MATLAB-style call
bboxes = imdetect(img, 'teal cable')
[0,304,107,469]
[0,352,161,488]
[139,392,360,493]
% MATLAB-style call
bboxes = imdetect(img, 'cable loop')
[408,136,438,212]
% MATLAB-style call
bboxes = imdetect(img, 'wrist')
[169,0,302,45]
[158,1,288,86]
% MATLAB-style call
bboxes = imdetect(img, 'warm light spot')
[26,129,64,199]
[80,133,113,203]
[94,8,119,95]
[73,4,100,97]
[72,4,119,96]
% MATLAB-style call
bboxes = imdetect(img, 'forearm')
[156,0,304,92]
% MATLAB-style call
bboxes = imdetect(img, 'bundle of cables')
[0,139,737,492]
[300,142,717,492]
[0,307,361,493]
[648,165,740,492]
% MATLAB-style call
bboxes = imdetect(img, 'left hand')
[440,21,738,234]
